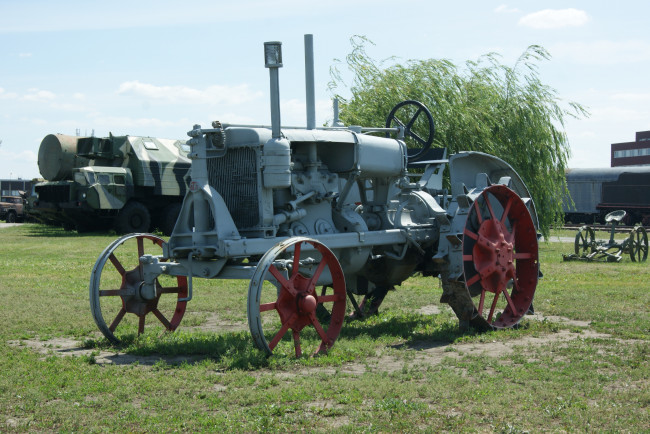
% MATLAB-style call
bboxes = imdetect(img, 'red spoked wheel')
[247,237,347,357]
[90,233,188,343]
[462,185,539,329]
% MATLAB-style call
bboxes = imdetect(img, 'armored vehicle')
[31,134,190,234]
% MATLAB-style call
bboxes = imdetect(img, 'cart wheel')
[461,185,539,329]
[89,233,188,344]
[629,226,648,262]
[247,237,346,357]
[575,226,595,256]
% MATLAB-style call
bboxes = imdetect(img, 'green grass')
[0,225,648,432]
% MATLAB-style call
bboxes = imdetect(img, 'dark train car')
[564,167,650,224]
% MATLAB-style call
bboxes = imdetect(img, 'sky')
[1,0,649,180]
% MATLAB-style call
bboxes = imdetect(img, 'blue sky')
[1,0,649,179]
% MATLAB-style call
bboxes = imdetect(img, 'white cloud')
[117,81,263,105]
[611,93,650,103]
[495,4,520,14]
[518,8,589,29]
[23,88,56,102]
[18,52,32,58]
[0,88,18,100]
[0,149,37,163]
[551,40,650,65]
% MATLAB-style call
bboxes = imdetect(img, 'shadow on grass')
[82,313,478,371]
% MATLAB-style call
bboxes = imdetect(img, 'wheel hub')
[474,218,515,294]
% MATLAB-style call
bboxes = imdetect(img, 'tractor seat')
[605,210,626,223]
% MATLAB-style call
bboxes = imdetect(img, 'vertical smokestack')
[304,34,316,130]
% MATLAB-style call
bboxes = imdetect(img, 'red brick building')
[611,131,650,167]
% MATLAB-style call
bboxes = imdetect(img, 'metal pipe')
[304,34,316,130]
[264,41,283,139]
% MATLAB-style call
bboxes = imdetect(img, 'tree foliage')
[329,36,588,238]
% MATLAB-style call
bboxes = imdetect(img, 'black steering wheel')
[385,100,435,162]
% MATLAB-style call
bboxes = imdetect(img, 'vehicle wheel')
[629,226,648,262]
[115,201,151,234]
[90,233,188,343]
[458,185,539,330]
[247,237,347,357]
[5,211,16,223]
[575,226,596,256]
[160,203,182,235]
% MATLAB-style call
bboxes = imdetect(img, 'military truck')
[30,133,190,234]
[0,194,26,223]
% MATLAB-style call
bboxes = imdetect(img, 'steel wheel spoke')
[269,315,294,351]
[293,330,302,358]
[464,228,479,241]
[152,309,172,330]
[317,294,342,303]
[138,315,146,334]
[259,302,277,312]
[487,292,500,323]
[485,196,497,220]
[502,288,517,314]
[306,260,328,290]
[466,273,481,287]
[268,264,293,295]
[109,308,127,332]
[501,196,514,224]
[108,253,126,276]
[292,242,303,278]
[309,313,330,343]
[137,238,145,280]
[99,289,127,297]
[478,291,486,316]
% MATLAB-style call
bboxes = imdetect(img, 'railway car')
[564,166,650,225]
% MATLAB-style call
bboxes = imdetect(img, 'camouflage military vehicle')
[30,133,190,234]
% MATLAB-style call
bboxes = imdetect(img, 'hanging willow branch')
[329,36,588,238]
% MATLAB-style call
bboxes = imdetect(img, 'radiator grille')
[207,148,260,229]
[36,184,71,203]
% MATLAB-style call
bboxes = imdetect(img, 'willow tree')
[329,37,587,238]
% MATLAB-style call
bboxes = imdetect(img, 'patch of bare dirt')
[415,304,442,315]
[6,314,611,371]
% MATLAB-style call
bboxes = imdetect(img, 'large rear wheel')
[453,185,539,330]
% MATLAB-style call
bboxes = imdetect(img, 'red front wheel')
[89,233,188,343]
[247,237,347,357]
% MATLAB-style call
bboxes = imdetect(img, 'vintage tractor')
[89,36,540,357]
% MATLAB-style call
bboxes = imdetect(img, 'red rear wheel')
[462,185,539,329]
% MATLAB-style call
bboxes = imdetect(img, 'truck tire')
[115,201,151,234]
[6,211,16,223]
[160,203,182,235]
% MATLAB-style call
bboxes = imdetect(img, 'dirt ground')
[8,310,607,374]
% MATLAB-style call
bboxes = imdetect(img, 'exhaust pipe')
[304,34,316,130]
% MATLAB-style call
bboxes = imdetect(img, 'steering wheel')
[385,100,435,161]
